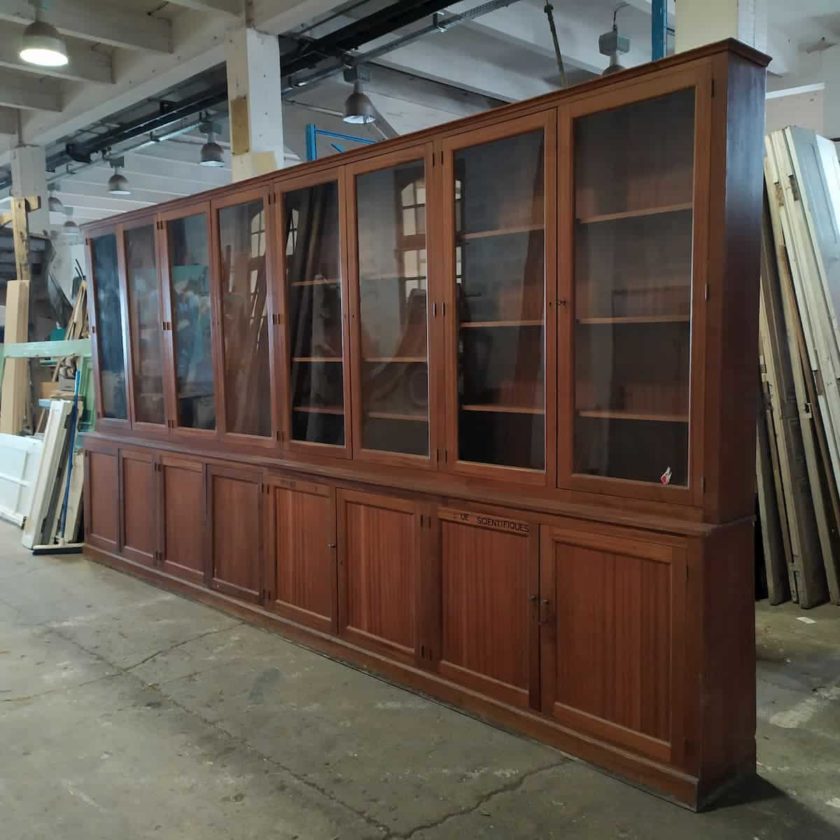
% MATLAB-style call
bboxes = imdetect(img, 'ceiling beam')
[0,26,113,84]
[0,0,172,53]
[163,0,243,15]
[0,74,61,111]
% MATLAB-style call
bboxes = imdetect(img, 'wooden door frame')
[263,471,338,634]
[438,109,558,487]
[344,143,440,470]
[117,445,158,566]
[120,215,170,440]
[157,200,221,444]
[158,452,207,584]
[85,224,131,433]
[556,62,712,508]
[271,168,354,460]
[210,185,280,450]
[82,439,120,553]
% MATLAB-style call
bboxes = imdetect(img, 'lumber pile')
[759,127,840,608]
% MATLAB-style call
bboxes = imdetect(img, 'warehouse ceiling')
[0,0,837,225]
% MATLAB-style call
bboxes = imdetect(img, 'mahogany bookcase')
[82,39,768,808]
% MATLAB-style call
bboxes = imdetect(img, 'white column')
[675,0,767,53]
[224,26,285,181]
[10,144,49,237]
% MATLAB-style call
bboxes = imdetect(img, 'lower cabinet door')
[119,448,157,566]
[266,474,336,633]
[337,489,420,663]
[160,454,206,584]
[208,464,263,603]
[540,521,687,764]
[85,446,119,553]
[431,506,539,709]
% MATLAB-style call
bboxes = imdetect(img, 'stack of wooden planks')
[760,127,840,608]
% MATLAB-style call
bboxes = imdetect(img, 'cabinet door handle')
[327,542,336,549]
[539,598,553,625]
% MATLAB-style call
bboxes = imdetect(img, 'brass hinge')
[704,283,709,302]
[711,78,715,98]
[701,476,706,492]
[276,429,283,442]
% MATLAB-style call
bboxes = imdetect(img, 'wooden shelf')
[292,356,342,363]
[462,404,544,415]
[363,356,426,363]
[293,405,344,415]
[366,410,428,422]
[461,320,542,329]
[578,409,688,423]
[290,278,339,287]
[577,315,690,325]
[459,224,544,241]
[576,203,693,225]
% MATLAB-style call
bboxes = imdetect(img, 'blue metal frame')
[651,0,668,61]
[305,124,376,161]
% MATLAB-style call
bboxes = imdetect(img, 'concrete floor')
[0,521,839,839]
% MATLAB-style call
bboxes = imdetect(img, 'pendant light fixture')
[62,206,79,240]
[47,182,64,213]
[599,3,630,76]
[19,2,68,67]
[107,156,130,195]
[342,65,376,125]
[199,120,224,167]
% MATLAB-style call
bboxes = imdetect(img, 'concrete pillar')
[224,26,284,181]
[675,0,767,53]
[10,144,49,237]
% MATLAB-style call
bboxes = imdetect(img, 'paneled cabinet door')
[440,112,556,482]
[119,448,157,566]
[159,454,206,584]
[207,464,263,603]
[265,475,336,633]
[540,521,687,765]
[84,445,119,553]
[562,67,711,504]
[427,506,539,709]
[337,489,422,663]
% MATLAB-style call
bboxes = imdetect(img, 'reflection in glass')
[454,130,545,470]
[167,213,215,430]
[124,224,164,424]
[284,181,345,446]
[573,89,694,485]
[92,233,127,419]
[356,160,428,456]
[218,199,270,437]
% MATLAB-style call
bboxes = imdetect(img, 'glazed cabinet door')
[159,204,219,437]
[440,112,556,482]
[539,520,687,765]
[159,454,206,584]
[207,464,263,602]
[122,219,168,433]
[337,489,422,663]
[276,172,351,456]
[213,188,276,444]
[84,443,119,553]
[346,145,439,466]
[562,67,711,503]
[87,229,129,425]
[265,474,337,633]
[119,447,158,566]
[426,506,540,709]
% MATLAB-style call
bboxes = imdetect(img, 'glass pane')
[454,130,545,470]
[91,233,127,419]
[218,198,270,437]
[124,225,164,424]
[167,213,215,430]
[284,181,345,446]
[573,89,694,486]
[356,159,429,457]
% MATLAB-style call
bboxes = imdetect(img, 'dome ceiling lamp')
[107,156,130,195]
[342,64,376,125]
[47,182,64,213]
[199,119,225,167]
[19,1,68,68]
